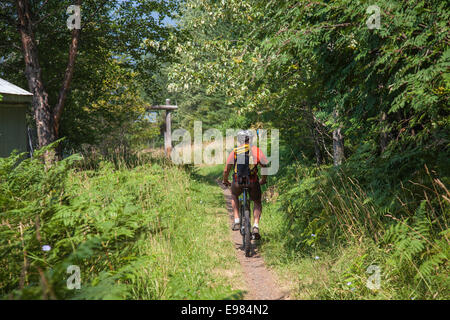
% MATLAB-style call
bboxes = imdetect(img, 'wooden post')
[148,98,178,158]
[164,99,172,157]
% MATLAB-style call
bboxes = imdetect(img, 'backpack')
[234,144,257,184]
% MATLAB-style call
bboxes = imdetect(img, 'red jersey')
[226,144,268,182]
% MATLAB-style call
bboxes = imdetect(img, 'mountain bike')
[239,183,252,257]
[223,178,253,257]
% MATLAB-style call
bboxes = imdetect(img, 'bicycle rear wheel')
[243,208,251,257]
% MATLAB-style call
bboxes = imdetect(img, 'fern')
[382,201,449,297]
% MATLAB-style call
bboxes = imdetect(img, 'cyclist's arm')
[255,147,269,185]
[259,164,267,184]
[223,163,233,183]
[223,151,235,185]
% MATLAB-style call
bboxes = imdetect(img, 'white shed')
[0,78,33,157]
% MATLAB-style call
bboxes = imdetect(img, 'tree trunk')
[16,0,55,148]
[54,26,81,138]
[332,109,345,166]
[15,0,81,160]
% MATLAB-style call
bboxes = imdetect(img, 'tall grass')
[259,163,449,299]
[0,148,243,299]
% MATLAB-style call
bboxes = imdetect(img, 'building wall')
[0,104,28,157]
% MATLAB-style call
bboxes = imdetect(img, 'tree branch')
[32,11,53,27]
[39,0,50,11]
[53,0,82,136]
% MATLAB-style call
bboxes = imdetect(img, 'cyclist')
[222,130,268,240]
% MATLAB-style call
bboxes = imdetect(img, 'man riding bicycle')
[222,130,268,240]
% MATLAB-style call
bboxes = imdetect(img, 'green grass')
[4,148,446,300]
[126,163,245,299]
[258,197,449,300]
[1,153,244,299]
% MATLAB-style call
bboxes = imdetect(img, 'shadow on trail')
[223,291,246,300]
[219,179,289,299]
[218,180,261,258]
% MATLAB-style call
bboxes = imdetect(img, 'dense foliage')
[0,149,242,299]
[0,0,448,300]
[0,0,177,153]
[165,0,449,299]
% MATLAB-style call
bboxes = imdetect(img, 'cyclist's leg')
[231,181,243,229]
[253,199,262,225]
[250,181,262,227]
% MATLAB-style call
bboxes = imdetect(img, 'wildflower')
[42,245,51,252]
[347,282,352,286]
[314,256,319,260]
[311,234,316,237]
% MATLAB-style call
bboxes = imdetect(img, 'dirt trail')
[219,182,290,300]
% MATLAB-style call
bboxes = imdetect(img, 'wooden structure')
[147,99,178,157]
[0,78,33,158]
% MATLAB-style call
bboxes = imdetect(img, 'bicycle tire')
[244,208,251,257]
[239,203,244,236]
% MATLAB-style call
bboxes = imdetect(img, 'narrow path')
[218,181,290,300]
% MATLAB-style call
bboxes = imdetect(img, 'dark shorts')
[231,180,262,202]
